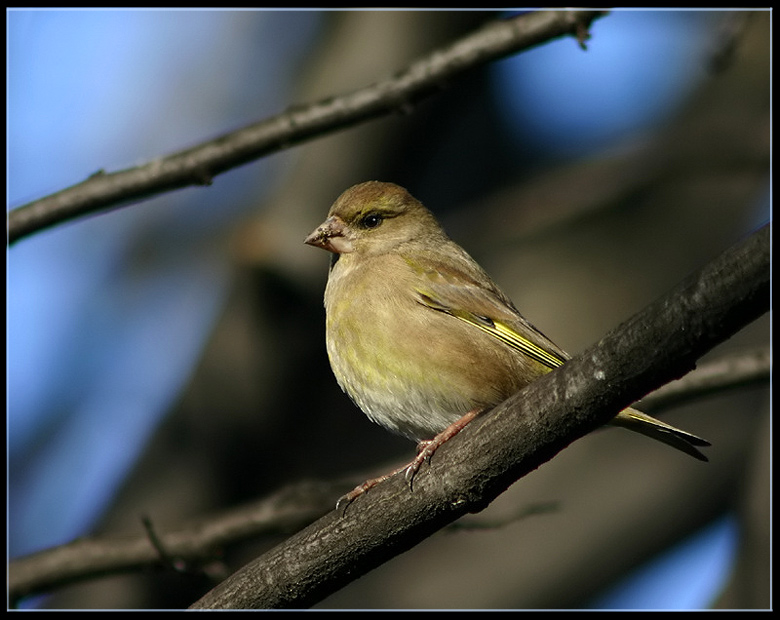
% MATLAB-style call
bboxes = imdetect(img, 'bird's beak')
[304,215,354,254]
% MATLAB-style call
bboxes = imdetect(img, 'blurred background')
[7,8,770,610]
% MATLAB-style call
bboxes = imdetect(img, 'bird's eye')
[360,213,383,229]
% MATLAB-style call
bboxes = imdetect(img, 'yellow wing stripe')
[454,313,564,370]
[416,291,564,370]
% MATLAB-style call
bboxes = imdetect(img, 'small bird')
[305,181,709,508]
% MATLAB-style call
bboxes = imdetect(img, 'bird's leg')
[335,463,410,514]
[336,408,482,514]
[404,408,481,489]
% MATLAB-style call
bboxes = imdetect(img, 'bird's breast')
[322,255,540,440]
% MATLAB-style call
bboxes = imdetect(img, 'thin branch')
[7,479,348,606]
[7,10,607,245]
[641,347,770,412]
[188,224,768,609]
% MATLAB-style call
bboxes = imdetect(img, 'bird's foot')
[336,408,482,514]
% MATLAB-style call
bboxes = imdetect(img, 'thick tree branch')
[7,10,607,245]
[188,224,768,609]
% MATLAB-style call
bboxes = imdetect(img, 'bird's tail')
[610,407,710,461]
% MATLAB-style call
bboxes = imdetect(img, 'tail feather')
[611,408,710,461]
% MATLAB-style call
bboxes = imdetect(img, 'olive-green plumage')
[305,181,709,462]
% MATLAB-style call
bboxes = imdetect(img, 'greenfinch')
[305,181,709,507]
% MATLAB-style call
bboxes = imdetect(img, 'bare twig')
[641,347,770,411]
[8,479,348,606]
[7,10,607,245]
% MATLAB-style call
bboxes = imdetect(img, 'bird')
[304,181,709,509]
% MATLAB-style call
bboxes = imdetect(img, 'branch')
[641,346,770,412]
[6,10,607,245]
[189,224,768,609]
[7,479,348,606]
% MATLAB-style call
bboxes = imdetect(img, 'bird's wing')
[405,250,570,371]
